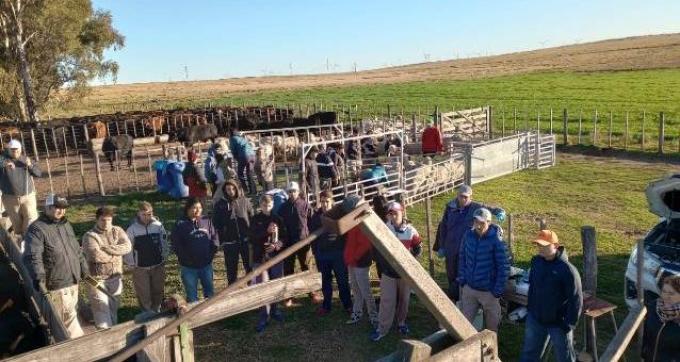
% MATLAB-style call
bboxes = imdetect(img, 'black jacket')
[643,299,680,362]
[309,209,344,258]
[213,185,254,245]
[171,216,219,268]
[527,247,583,331]
[277,197,310,245]
[0,154,41,196]
[23,214,88,291]
[249,212,287,264]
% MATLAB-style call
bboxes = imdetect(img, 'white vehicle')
[624,174,680,308]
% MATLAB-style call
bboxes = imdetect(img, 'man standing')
[520,230,583,362]
[433,184,505,301]
[125,201,168,313]
[213,180,254,285]
[0,139,41,237]
[303,147,321,202]
[229,128,257,195]
[82,206,132,329]
[316,146,338,191]
[458,208,509,332]
[23,194,88,338]
[421,120,443,155]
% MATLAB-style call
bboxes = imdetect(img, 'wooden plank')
[401,339,432,361]
[137,318,169,362]
[599,305,646,362]
[6,272,322,362]
[427,330,497,362]
[360,213,477,341]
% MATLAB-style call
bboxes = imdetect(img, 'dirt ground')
[86,33,680,105]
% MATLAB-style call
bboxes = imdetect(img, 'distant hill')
[88,33,680,104]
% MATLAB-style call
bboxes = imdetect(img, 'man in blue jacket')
[229,129,257,195]
[433,184,505,301]
[520,230,583,362]
[458,208,509,332]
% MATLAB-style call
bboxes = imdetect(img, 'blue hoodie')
[457,224,509,297]
[229,135,255,161]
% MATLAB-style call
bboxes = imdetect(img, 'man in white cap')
[23,193,88,338]
[0,139,41,237]
[433,184,505,301]
[277,181,321,305]
[457,207,509,332]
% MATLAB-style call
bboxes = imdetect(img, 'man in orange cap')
[520,230,583,362]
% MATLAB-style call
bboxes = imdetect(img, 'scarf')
[656,299,680,323]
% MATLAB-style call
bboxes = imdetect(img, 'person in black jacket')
[250,194,286,333]
[520,230,583,362]
[23,194,87,338]
[310,190,352,316]
[642,275,680,362]
[212,180,254,285]
[316,146,338,191]
[172,198,219,303]
[303,148,320,203]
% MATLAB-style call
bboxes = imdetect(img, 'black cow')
[102,134,133,171]
[178,123,218,146]
[308,112,337,125]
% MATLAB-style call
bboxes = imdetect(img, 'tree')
[0,0,124,122]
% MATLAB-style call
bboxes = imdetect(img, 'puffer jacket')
[457,224,509,297]
[82,225,132,279]
[212,180,254,245]
[527,247,583,331]
[0,153,41,196]
[124,217,168,268]
[23,213,88,291]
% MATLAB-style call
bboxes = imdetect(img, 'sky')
[92,0,680,85]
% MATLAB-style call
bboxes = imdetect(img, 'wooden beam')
[401,339,432,362]
[6,272,322,362]
[599,305,647,362]
[359,213,477,341]
[428,330,497,362]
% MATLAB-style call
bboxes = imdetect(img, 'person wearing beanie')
[520,230,583,362]
[371,201,422,341]
[82,206,132,329]
[0,139,41,237]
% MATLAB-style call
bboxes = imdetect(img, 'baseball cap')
[7,139,21,150]
[473,208,492,222]
[45,193,69,209]
[286,181,300,192]
[533,230,559,246]
[387,201,404,213]
[458,184,472,197]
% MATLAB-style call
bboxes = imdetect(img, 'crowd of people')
[0,127,678,362]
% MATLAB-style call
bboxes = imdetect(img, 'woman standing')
[643,275,680,361]
[171,198,219,303]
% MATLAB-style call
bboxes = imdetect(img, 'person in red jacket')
[182,150,209,199]
[421,121,443,155]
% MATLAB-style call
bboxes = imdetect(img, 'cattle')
[308,112,337,125]
[102,134,134,171]
[143,116,166,135]
[87,121,108,139]
[178,123,218,146]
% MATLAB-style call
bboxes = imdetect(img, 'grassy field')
[54,69,680,150]
[63,153,678,361]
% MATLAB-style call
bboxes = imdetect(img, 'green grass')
[64,154,678,361]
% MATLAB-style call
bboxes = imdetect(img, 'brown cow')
[143,115,166,134]
[87,121,108,139]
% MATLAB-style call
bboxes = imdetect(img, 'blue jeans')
[180,265,214,303]
[237,155,257,194]
[317,251,352,311]
[252,262,284,323]
[520,314,576,362]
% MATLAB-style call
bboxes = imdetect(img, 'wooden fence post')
[549,107,553,134]
[578,109,583,145]
[593,109,599,146]
[562,108,568,146]
[30,129,39,161]
[581,225,598,358]
[132,150,140,192]
[507,214,514,264]
[63,155,71,197]
[79,154,87,195]
[641,111,646,151]
[624,111,629,150]
[45,158,54,194]
[425,197,435,277]
[658,112,665,154]
[94,152,106,196]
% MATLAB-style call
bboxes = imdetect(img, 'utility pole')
[183,65,188,80]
